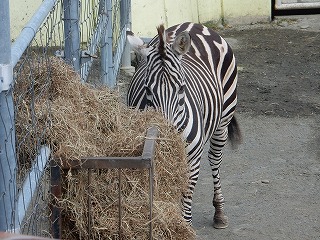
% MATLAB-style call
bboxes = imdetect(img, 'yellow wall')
[10,0,42,40]
[131,0,201,36]
[9,0,271,40]
[197,0,222,23]
[132,0,271,37]
[223,0,271,25]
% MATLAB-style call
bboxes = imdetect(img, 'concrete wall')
[198,0,223,23]
[9,0,271,40]
[10,0,42,40]
[132,0,271,37]
[222,0,271,25]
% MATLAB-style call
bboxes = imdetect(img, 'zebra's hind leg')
[212,188,228,229]
[208,128,229,229]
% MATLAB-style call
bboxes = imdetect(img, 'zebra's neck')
[170,94,191,139]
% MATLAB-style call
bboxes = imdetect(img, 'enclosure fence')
[0,0,131,236]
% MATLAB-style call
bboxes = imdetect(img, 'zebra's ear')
[127,34,151,58]
[172,31,191,57]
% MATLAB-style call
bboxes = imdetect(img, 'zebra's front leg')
[182,152,202,224]
[209,129,229,229]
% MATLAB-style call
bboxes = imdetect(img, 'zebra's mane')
[157,25,166,58]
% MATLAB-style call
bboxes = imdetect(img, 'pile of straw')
[15,57,196,239]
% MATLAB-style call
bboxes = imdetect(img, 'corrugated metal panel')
[275,0,320,10]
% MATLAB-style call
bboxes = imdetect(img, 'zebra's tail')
[228,116,242,149]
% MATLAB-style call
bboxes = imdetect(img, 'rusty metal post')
[87,169,92,239]
[149,167,154,239]
[118,169,122,239]
[50,160,62,239]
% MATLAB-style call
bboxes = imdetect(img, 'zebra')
[127,22,241,228]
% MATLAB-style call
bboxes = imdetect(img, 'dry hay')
[15,57,196,239]
[14,56,53,176]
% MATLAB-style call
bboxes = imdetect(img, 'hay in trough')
[15,57,196,239]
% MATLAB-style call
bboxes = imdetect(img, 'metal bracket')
[80,50,98,65]
[54,50,97,65]
[0,64,13,92]
[54,49,64,58]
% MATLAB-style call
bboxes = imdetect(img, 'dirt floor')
[117,15,320,240]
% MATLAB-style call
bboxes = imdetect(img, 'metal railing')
[0,0,131,236]
[51,126,158,239]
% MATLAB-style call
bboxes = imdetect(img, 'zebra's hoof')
[213,215,229,229]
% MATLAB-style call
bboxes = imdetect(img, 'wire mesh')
[13,1,64,236]
[80,0,106,82]
[81,0,131,86]
[0,0,131,237]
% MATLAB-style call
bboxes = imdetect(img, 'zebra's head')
[128,25,191,124]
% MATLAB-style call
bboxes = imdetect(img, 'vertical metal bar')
[107,0,115,87]
[0,93,16,232]
[113,0,130,77]
[87,169,92,239]
[0,0,16,232]
[50,160,62,239]
[118,169,122,239]
[63,0,81,72]
[120,0,133,71]
[101,0,114,87]
[120,0,124,28]
[100,0,108,86]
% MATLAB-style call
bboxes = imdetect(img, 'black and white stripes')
[127,22,241,228]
